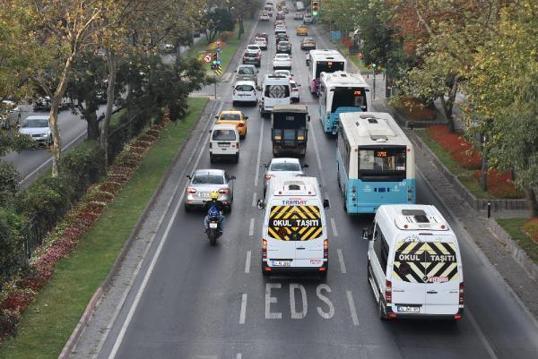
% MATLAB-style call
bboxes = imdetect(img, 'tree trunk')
[85,110,99,141]
[238,17,244,40]
[480,156,488,192]
[100,49,117,166]
[48,53,76,177]
[525,187,538,217]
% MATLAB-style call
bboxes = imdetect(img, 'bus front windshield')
[358,146,407,181]
[316,61,344,78]
[331,87,367,112]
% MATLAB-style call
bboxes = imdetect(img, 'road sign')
[203,54,212,63]
[213,64,223,76]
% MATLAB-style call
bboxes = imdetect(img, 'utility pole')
[372,63,377,100]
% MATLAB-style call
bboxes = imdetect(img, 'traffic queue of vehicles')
[186,0,465,321]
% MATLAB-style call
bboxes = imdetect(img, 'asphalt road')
[91,6,538,359]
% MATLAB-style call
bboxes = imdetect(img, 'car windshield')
[247,46,258,51]
[22,119,48,128]
[212,129,237,141]
[270,162,301,171]
[192,174,225,185]
[279,41,289,46]
[238,67,255,75]
[219,113,241,121]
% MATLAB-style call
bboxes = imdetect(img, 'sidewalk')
[314,26,538,319]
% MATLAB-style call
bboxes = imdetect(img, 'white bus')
[319,71,369,135]
[336,112,416,214]
[306,49,346,96]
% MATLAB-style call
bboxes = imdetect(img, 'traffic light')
[312,1,320,16]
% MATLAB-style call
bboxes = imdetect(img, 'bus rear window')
[316,61,344,78]
[273,113,307,129]
[358,146,406,180]
[332,87,366,112]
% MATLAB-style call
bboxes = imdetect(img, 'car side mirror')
[244,116,249,120]
[186,175,192,180]
[323,199,330,209]
[307,115,311,122]
[362,228,372,241]
[302,164,309,168]
[230,175,236,180]
[214,115,218,119]
[257,199,266,209]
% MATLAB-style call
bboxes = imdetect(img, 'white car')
[209,124,240,163]
[264,157,306,194]
[303,14,313,24]
[273,69,292,79]
[246,44,262,56]
[259,11,270,21]
[232,80,257,106]
[290,80,300,103]
[273,53,292,70]
[255,37,268,50]
[18,115,52,146]
[274,25,286,34]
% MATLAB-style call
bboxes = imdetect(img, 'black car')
[276,40,292,54]
[275,33,289,45]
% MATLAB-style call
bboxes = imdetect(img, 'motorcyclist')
[204,191,224,233]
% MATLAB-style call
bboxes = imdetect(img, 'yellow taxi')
[296,25,308,36]
[215,110,248,139]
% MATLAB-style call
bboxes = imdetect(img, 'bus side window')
[373,224,389,274]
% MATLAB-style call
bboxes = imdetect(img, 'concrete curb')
[59,99,218,358]
[486,218,537,280]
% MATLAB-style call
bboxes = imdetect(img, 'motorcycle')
[205,218,222,246]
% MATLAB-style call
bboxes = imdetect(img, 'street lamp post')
[372,63,377,100]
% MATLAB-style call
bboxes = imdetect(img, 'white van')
[259,74,291,118]
[209,124,240,163]
[260,177,330,275]
[365,204,464,320]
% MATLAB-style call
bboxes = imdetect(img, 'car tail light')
[238,123,244,127]
[385,280,392,304]
[233,89,236,95]
[187,187,196,194]
[323,239,328,258]
[231,143,236,148]
[459,282,464,306]
[218,188,229,194]
[262,239,267,259]
[265,174,272,180]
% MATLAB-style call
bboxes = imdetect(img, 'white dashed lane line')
[337,248,347,274]
[244,250,251,274]
[346,290,360,326]
[330,217,339,237]
[239,293,248,324]
[248,218,255,237]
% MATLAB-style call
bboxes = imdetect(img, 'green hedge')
[14,141,105,258]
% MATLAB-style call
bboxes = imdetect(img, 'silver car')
[18,115,52,146]
[185,169,235,212]
[263,158,307,196]
[236,64,258,86]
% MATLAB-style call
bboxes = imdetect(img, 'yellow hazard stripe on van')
[268,205,323,241]
[392,241,459,283]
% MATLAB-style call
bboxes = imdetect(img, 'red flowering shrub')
[99,181,122,194]
[427,125,481,170]
[472,170,521,198]
[0,310,19,339]
[523,218,538,244]
[0,289,34,312]
[341,37,353,47]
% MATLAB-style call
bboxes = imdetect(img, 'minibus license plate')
[272,260,291,267]
[397,305,421,313]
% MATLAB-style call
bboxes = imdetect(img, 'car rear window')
[235,84,254,92]
[270,162,301,171]
[212,129,237,141]
[219,113,241,121]
[393,240,459,284]
[192,174,225,185]
[238,67,255,75]
[22,119,48,128]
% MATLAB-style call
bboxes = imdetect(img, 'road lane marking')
[265,283,282,319]
[248,218,255,237]
[316,284,335,319]
[253,115,265,187]
[337,248,347,274]
[346,290,359,326]
[290,283,308,319]
[251,192,257,207]
[330,217,339,237]
[244,250,251,273]
[467,309,499,359]
[236,354,242,359]
[239,293,248,324]
[106,102,223,359]
[308,121,326,187]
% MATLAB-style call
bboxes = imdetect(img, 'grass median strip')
[497,218,538,264]
[0,97,209,359]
